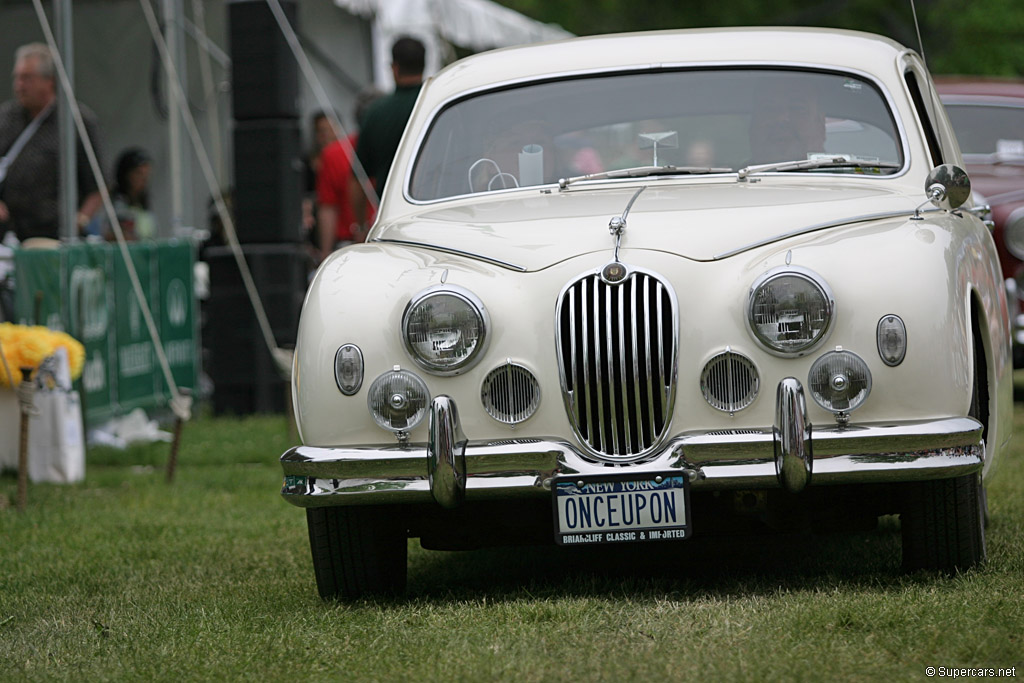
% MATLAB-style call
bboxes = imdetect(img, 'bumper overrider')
[280,378,984,508]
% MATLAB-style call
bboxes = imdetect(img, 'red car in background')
[937,77,1024,367]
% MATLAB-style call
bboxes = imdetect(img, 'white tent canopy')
[335,0,572,89]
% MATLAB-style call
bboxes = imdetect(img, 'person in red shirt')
[315,90,380,261]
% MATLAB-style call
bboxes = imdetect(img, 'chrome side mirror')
[912,164,971,220]
[925,164,971,211]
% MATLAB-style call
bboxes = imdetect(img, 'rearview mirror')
[638,131,678,150]
[638,131,678,167]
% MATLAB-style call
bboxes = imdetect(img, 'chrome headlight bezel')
[402,284,490,376]
[746,266,835,357]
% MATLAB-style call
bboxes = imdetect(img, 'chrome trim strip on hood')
[713,207,941,260]
[372,237,528,272]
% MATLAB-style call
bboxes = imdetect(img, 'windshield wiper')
[737,156,900,180]
[558,164,732,189]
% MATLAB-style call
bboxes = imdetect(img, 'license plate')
[552,472,690,545]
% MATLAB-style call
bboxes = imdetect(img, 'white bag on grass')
[26,388,85,484]
[0,347,85,484]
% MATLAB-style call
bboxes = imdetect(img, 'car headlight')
[808,349,871,414]
[402,285,489,375]
[747,267,834,356]
[367,367,430,432]
[1004,206,1024,260]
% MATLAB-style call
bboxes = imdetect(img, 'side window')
[905,70,943,166]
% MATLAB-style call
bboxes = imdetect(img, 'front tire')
[901,316,989,573]
[900,472,986,572]
[306,506,408,600]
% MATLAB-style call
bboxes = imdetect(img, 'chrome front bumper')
[280,378,984,508]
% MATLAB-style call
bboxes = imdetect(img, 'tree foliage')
[496,0,1024,76]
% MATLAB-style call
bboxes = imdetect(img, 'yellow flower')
[0,360,21,386]
[0,323,86,387]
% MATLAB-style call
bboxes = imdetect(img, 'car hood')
[374,181,918,271]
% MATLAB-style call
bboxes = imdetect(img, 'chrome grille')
[556,270,677,460]
[700,350,759,413]
[481,362,541,424]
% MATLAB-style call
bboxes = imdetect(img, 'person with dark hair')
[347,36,426,235]
[90,147,155,240]
[0,42,103,242]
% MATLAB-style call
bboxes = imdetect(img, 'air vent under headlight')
[700,349,759,413]
[481,361,540,424]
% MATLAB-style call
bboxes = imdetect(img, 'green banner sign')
[65,244,116,421]
[156,242,198,397]
[13,241,198,425]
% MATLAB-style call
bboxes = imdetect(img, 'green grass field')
[1,406,1022,681]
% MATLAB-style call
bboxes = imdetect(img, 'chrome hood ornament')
[602,188,643,270]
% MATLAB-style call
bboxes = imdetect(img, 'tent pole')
[55,0,76,242]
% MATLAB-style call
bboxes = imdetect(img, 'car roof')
[423,27,913,101]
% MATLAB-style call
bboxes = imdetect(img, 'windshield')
[944,103,1024,157]
[409,68,904,201]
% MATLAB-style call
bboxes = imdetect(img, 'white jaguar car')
[280,27,1011,599]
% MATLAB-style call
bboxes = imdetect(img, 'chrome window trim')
[401,284,491,376]
[402,61,912,206]
[554,265,680,463]
[746,265,836,358]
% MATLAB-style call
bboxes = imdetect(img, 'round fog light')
[808,350,871,413]
[368,368,430,432]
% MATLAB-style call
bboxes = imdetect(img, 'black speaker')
[232,119,304,243]
[228,0,299,120]
[204,243,310,414]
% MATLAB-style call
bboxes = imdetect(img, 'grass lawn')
[1,404,1022,682]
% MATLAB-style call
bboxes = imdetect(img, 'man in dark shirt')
[348,36,425,240]
[0,43,102,242]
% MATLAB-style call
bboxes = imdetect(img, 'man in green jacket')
[348,36,425,241]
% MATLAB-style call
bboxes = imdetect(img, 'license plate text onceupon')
[553,473,690,545]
